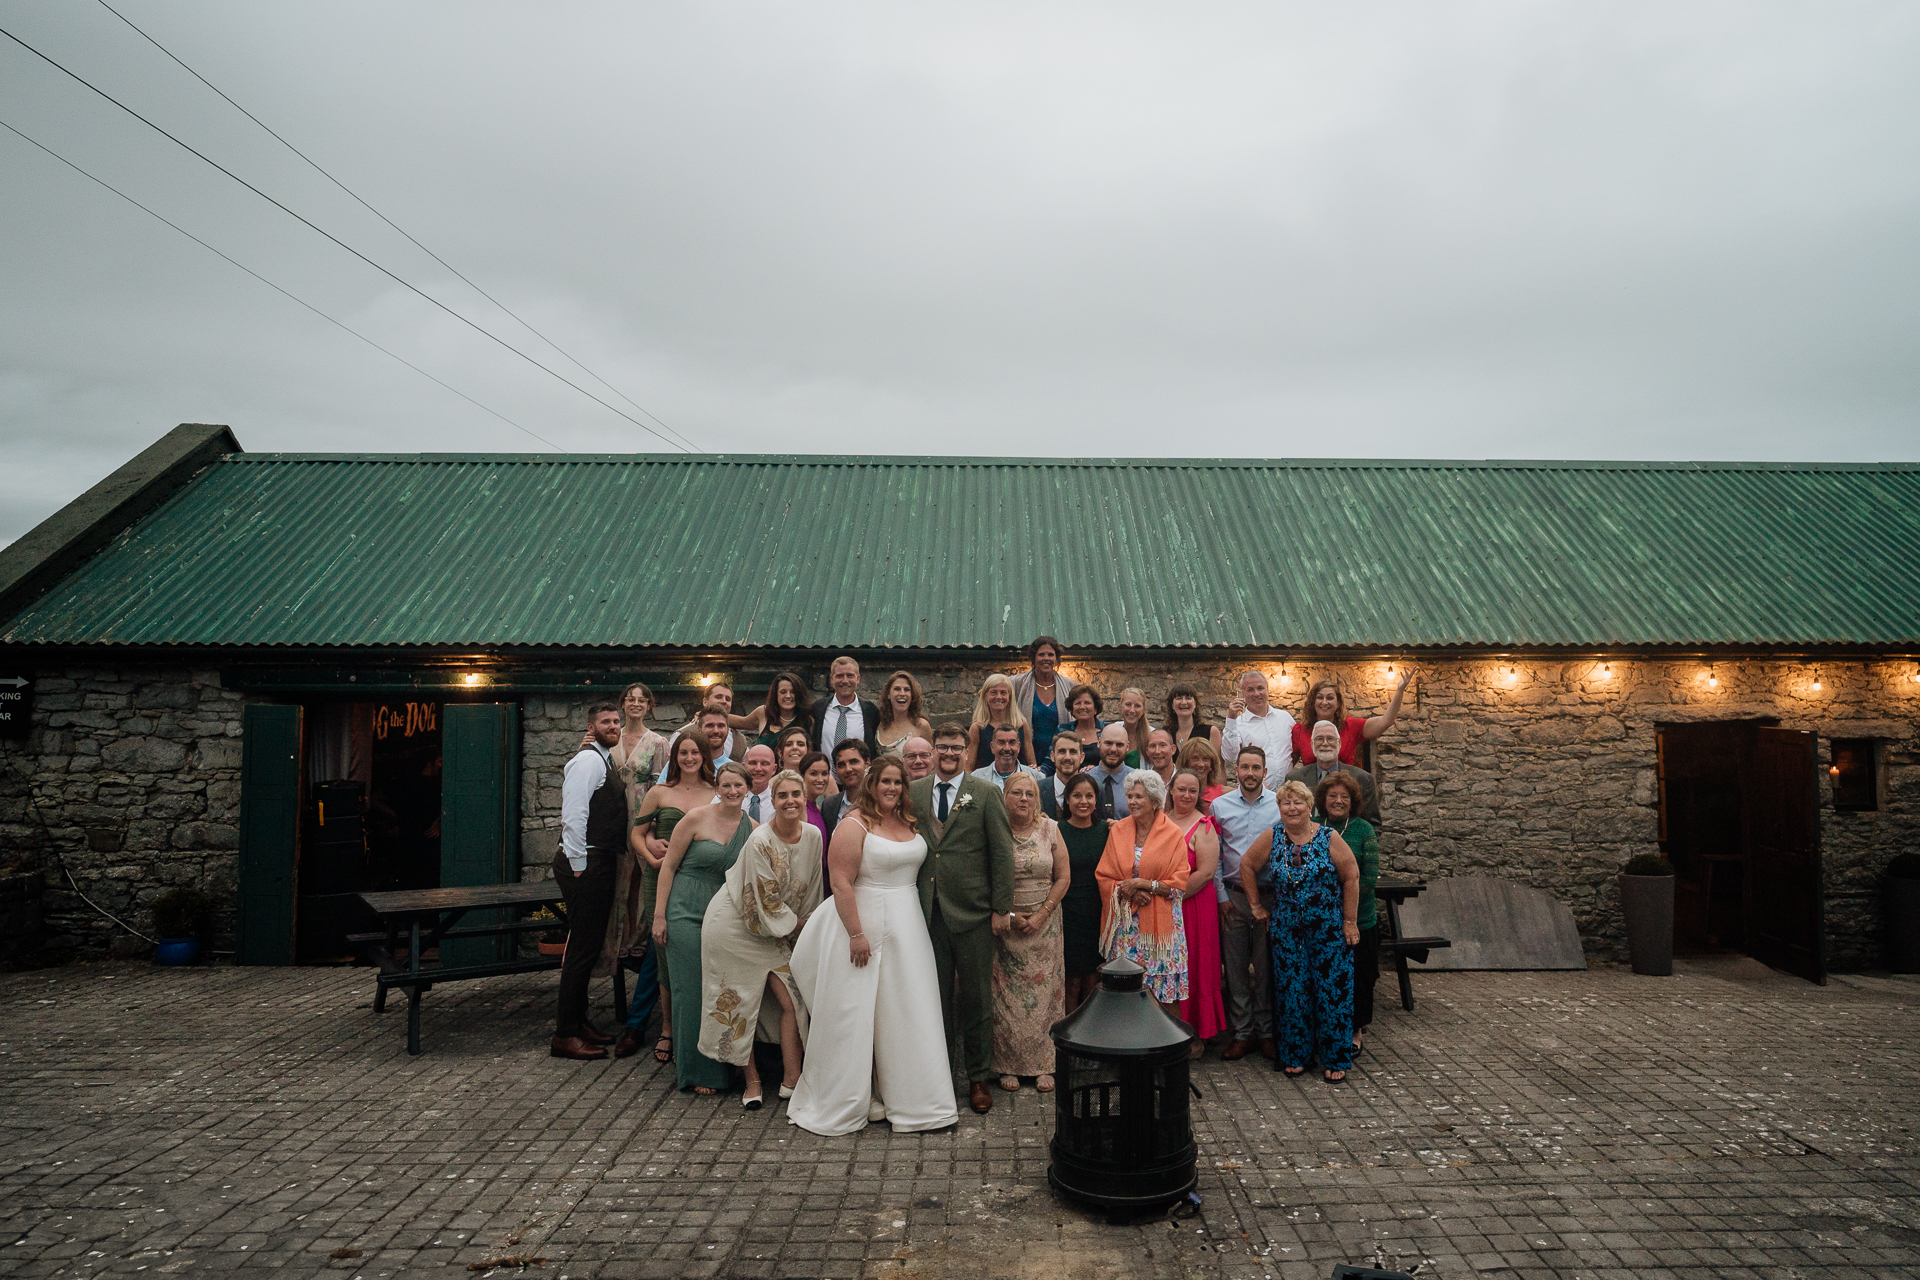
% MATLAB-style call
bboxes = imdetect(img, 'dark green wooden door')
[440,702,521,965]
[236,704,302,965]
[1747,727,1824,984]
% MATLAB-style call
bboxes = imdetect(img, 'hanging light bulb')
[1707,665,1718,689]
[1812,669,1823,692]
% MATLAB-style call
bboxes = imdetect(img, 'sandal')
[999,1074,1021,1091]
[1282,1065,1307,1077]
[653,1036,673,1063]
[1035,1074,1054,1093]
[693,1086,719,1097]
[1323,1070,1347,1084]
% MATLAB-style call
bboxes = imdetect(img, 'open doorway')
[298,700,444,961]
[1657,719,1824,982]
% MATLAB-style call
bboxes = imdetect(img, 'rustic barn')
[2,423,1915,977]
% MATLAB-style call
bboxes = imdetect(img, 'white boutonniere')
[956,793,975,811]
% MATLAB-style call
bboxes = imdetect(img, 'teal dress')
[668,817,752,1092]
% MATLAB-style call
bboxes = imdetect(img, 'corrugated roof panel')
[4,454,1919,650]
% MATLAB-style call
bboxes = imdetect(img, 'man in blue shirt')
[971,724,1044,792]
[1210,744,1281,1062]
[1083,723,1133,819]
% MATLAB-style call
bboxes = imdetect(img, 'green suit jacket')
[910,773,1016,932]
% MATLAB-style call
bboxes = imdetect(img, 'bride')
[786,756,959,1135]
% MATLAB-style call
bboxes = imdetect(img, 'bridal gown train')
[786,826,959,1136]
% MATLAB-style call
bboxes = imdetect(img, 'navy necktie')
[937,781,952,822]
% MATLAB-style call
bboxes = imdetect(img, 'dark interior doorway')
[1657,719,1824,983]
[298,700,444,962]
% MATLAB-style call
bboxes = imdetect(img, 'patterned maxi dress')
[990,820,1066,1076]
[1175,815,1226,1040]
[1260,823,1354,1073]
[602,730,666,971]
[697,822,823,1066]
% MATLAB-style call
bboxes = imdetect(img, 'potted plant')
[531,907,568,957]
[1618,854,1674,976]
[1888,853,1920,974]
[151,887,213,966]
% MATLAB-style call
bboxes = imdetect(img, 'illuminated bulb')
[1506,667,1518,683]
[462,673,481,686]
[1812,677,1823,691]
[1707,667,1718,688]
[699,674,714,687]
[1600,662,1612,677]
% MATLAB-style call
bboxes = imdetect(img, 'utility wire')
[0,23,691,453]
[0,117,567,451]
[93,0,702,453]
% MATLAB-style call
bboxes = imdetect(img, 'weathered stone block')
[103,737,188,773]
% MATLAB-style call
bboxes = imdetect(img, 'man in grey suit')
[910,722,1015,1114]
[1284,720,1383,824]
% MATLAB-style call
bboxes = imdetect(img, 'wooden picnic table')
[357,883,569,1055]
[1374,877,1452,1013]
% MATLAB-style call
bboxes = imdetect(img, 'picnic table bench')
[1374,877,1452,1012]
[355,883,570,1055]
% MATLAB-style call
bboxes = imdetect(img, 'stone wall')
[517,655,1919,967]
[0,667,246,958]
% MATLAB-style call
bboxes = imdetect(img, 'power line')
[0,22,693,453]
[0,116,568,451]
[92,0,702,453]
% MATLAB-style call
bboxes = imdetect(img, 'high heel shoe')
[742,1087,764,1110]
[778,1084,795,1099]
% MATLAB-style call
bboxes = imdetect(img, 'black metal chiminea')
[1048,957,1197,1220]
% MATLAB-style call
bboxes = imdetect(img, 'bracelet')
[850,932,866,940]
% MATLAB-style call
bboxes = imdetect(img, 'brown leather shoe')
[613,1029,643,1059]
[578,1022,615,1046]
[1256,1038,1277,1061]
[550,1034,608,1060]
[1220,1039,1250,1061]
[969,1081,993,1114]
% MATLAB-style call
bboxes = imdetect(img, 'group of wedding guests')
[550,643,1419,1132]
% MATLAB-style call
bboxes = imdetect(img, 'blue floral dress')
[1260,823,1354,1072]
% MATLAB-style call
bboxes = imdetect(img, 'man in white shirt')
[1210,744,1282,1062]
[741,744,777,822]
[812,655,881,755]
[1221,669,1297,790]
[552,704,625,1061]
[971,724,1044,792]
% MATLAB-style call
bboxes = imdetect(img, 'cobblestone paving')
[1,956,1916,1279]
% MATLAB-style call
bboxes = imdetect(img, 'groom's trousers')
[929,901,995,1083]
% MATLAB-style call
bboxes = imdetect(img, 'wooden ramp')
[1396,876,1587,970]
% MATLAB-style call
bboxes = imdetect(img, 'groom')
[911,722,1015,1114]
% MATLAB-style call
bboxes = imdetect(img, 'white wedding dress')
[786,824,959,1136]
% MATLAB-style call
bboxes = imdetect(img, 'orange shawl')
[1096,810,1190,949]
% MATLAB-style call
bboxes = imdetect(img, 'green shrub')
[151,887,213,938]
[1620,854,1673,877]
[1887,852,1920,881]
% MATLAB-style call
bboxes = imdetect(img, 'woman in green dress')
[1055,772,1111,1013]
[1315,771,1380,1052]
[631,733,717,1064]
[653,760,755,1095]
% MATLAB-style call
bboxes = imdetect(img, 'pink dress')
[1176,815,1226,1040]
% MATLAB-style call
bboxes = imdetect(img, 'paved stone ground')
[1,956,1916,1280]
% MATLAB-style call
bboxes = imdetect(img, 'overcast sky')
[3,2,1916,544]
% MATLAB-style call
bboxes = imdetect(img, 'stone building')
[2,425,1915,976]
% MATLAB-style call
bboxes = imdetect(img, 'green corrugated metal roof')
[4,453,1918,650]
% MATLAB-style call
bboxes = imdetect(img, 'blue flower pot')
[156,937,201,966]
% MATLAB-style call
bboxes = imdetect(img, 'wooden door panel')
[1747,727,1823,983]
[440,703,520,965]
[237,704,302,965]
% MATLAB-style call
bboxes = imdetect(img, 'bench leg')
[1386,899,1416,1012]
[373,978,389,1013]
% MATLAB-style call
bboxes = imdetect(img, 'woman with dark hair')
[797,750,834,846]
[874,670,933,756]
[775,723,815,778]
[1164,683,1222,755]
[1166,769,1224,1056]
[1010,637,1077,769]
[1055,772,1109,1011]
[630,732,718,1064]
[653,760,755,1095]
[1289,666,1419,766]
[1315,771,1380,1053]
[606,683,668,966]
[787,758,958,1134]
[1063,686,1107,773]
[730,671,815,748]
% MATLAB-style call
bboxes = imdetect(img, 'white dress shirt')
[930,770,967,822]
[746,785,774,822]
[819,695,867,753]
[1221,707,1298,789]
[560,744,613,872]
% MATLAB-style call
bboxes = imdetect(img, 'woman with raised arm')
[729,671,815,748]
[874,671,934,757]
[991,772,1070,1094]
[1238,779,1361,1083]
[786,758,958,1135]
[1289,666,1420,767]
[967,672,1036,770]
[1095,771,1189,1011]
[627,733,717,1064]
[699,770,823,1109]
[1166,769,1225,1056]
[652,761,754,1096]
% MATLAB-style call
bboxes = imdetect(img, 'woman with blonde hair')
[605,683,668,969]
[874,670,934,756]
[1095,770,1189,1011]
[967,672,1036,770]
[991,772,1070,1093]
[1116,687,1151,768]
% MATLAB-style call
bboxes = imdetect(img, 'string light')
[1812,669,1823,692]
[1706,665,1718,689]
[462,672,482,686]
